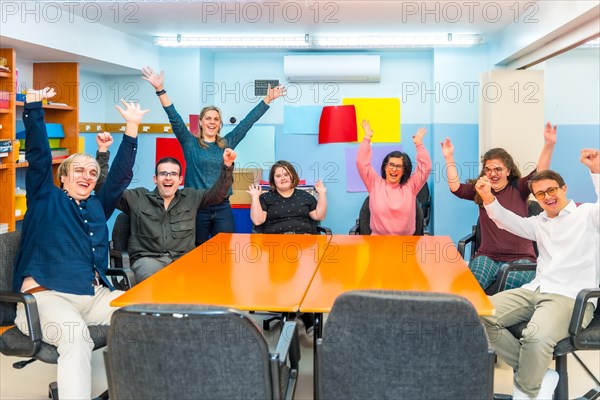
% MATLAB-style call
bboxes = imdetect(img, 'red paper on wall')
[189,114,200,137]
[318,105,357,144]
[156,138,186,185]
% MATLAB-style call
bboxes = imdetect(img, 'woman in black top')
[248,160,327,234]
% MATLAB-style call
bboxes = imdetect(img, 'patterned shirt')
[259,189,318,234]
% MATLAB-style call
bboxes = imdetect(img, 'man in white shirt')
[475,149,600,400]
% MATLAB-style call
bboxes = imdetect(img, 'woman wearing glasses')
[356,120,432,235]
[440,123,556,291]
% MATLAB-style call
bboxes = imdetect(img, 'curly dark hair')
[468,148,521,205]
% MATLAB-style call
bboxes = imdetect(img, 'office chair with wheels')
[0,231,134,400]
[105,304,300,400]
[492,267,600,400]
[348,194,425,235]
[457,200,543,295]
[316,290,495,399]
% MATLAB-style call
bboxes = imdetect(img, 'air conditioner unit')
[284,55,380,82]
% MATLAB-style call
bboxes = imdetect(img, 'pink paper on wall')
[318,105,357,144]
[156,138,186,185]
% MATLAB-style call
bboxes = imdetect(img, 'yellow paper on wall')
[78,136,85,152]
[342,98,401,143]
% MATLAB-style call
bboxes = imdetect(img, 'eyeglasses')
[533,186,561,200]
[385,162,403,171]
[484,167,505,175]
[157,171,180,178]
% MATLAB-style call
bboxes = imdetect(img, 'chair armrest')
[349,219,359,235]
[0,290,43,356]
[489,262,537,295]
[569,287,600,348]
[106,268,136,289]
[457,226,476,259]
[274,320,300,369]
[110,248,130,269]
[317,225,332,235]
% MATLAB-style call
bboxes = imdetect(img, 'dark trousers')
[195,199,235,246]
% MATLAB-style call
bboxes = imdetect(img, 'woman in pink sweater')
[356,120,432,235]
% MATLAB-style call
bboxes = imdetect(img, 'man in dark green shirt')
[98,147,235,282]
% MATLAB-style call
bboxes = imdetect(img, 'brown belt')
[24,278,102,294]
[24,286,48,294]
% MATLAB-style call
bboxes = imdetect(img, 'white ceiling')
[2,0,597,74]
[92,0,530,39]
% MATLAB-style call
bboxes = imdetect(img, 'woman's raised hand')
[412,128,426,146]
[247,183,263,198]
[141,66,164,90]
[361,120,374,140]
[264,84,286,104]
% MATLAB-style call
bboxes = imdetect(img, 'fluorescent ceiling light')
[153,34,484,48]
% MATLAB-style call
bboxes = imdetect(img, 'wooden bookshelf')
[0,48,16,232]
[0,53,80,233]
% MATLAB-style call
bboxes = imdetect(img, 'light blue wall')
[535,48,600,203]
[81,46,598,242]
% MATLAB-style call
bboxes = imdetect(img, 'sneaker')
[513,384,532,400]
[536,369,559,400]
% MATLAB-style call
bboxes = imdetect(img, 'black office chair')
[316,290,495,399]
[104,304,300,400]
[349,195,425,235]
[110,211,131,269]
[417,182,432,234]
[492,267,600,400]
[457,200,543,295]
[0,231,134,400]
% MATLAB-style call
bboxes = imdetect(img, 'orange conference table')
[300,234,495,338]
[113,233,493,316]
[111,233,331,311]
[298,234,495,399]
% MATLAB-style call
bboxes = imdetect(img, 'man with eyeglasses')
[475,149,600,400]
[97,151,235,282]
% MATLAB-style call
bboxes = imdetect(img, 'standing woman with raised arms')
[142,66,286,245]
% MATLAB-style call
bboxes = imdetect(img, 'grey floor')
[1,314,599,399]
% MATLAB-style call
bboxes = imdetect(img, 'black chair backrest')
[0,231,21,326]
[417,183,431,229]
[106,304,274,399]
[318,290,493,399]
[356,195,424,236]
[111,212,130,252]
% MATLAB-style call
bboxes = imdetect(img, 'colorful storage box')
[15,193,27,217]
[16,122,64,139]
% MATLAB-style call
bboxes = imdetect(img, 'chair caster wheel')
[48,382,58,399]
